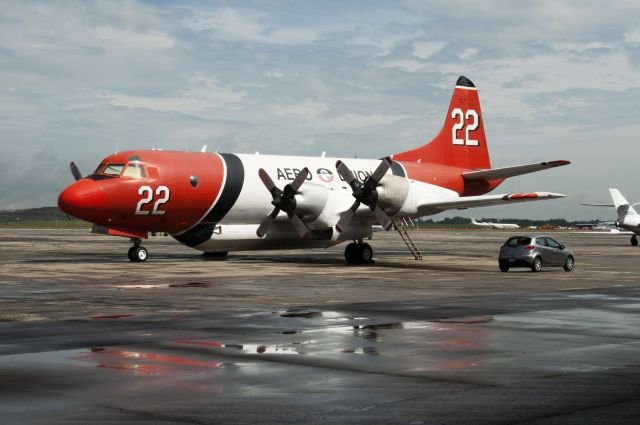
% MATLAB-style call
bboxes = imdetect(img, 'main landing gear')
[345,241,374,265]
[127,238,148,262]
[631,235,638,246]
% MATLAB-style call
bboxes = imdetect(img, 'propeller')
[256,167,311,239]
[69,162,83,181]
[335,156,393,233]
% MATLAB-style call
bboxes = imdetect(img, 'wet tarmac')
[1,229,639,424]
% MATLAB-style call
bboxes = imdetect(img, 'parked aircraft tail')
[392,76,490,170]
[609,188,637,222]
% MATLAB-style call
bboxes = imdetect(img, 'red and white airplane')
[58,76,570,263]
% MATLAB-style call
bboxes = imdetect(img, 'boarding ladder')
[392,217,423,260]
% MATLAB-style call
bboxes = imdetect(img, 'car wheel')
[632,236,638,246]
[531,257,542,272]
[563,256,574,272]
[499,262,509,272]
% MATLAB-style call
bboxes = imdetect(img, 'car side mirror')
[559,245,565,249]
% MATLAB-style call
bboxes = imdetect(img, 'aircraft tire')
[359,243,373,264]
[345,243,358,264]
[127,246,136,262]
[131,246,148,262]
[202,251,229,260]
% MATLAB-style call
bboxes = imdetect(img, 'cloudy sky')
[1,0,639,220]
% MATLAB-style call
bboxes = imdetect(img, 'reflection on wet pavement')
[3,230,640,423]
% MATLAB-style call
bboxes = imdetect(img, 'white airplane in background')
[470,217,520,229]
[58,76,570,263]
[582,188,640,246]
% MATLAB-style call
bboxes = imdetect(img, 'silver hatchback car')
[499,235,574,272]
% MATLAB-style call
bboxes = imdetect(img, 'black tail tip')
[456,76,475,88]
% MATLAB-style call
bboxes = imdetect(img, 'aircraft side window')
[122,164,146,179]
[103,164,125,176]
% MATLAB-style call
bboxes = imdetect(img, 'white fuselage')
[194,153,457,252]
[472,220,519,229]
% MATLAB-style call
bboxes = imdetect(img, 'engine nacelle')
[376,175,410,214]
[295,183,330,221]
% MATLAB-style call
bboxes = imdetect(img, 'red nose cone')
[58,179,109,221]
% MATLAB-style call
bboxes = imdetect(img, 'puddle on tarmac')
[279,309,322,318]
[89,314,135,320]
[68,346,223,376]
[432,316,494,324]
[169,282,210,288]
[279,309,369,322]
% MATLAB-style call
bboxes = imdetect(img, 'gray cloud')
[0,1,639,220]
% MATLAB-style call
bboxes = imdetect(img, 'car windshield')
[506,237,531,246]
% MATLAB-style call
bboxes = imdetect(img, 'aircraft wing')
[580,203,614,207]
[416,192,565,215]
[462,160,570,181]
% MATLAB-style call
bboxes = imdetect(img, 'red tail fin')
[392,76,490,170]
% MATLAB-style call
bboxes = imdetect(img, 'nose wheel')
[128,239,148,262]
[345,242,374,265]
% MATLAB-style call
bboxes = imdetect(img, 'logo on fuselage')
[316,168,334,183]
[275,167,374,183]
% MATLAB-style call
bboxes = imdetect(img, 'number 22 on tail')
[451,108,479,146]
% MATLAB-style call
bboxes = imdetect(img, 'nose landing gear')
[128,238,148,262]
[345,241,374,265]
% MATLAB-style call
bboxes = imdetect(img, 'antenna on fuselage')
[321,151,326,157]
[201,145,208,152]
[115,144,119,154]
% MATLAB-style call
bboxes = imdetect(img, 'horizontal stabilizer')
[417,192,565,215]
[462,160,570,181]
[580,203,614,207]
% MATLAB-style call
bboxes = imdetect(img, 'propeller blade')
[256,208,279,238]
[372,205,393,231]
[70,162,82,181]
[289,214,310,239]
[336,160,359,190]
[289,167,309,192]
[335,199,361,233]
[258,169,277,192]
[370,156,392,183]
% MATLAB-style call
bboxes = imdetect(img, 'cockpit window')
[94,163,105,173]
[103,164,125,176]
[122,163,146,179]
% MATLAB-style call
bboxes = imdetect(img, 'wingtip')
[548,160,571,166]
